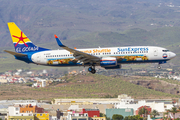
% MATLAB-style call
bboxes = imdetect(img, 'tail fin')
[7,22,49,53]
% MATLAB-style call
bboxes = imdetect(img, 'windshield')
[162,50,169,52]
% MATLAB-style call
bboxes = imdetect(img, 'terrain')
[0,74,180,100]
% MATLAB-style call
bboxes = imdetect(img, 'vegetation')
[0,74,180,100]
[163,109,170,120]
[169,107,178,119]
[150,110,160,118]
[112,114,123,120]
[124,115,143,120]
[100,113,110,120]
[138,107,148,119]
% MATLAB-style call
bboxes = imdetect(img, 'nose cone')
[171,52,176,59]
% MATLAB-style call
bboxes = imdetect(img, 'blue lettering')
[21,46,39,52]
[117,47,149,52]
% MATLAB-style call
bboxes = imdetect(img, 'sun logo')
[12,31,28,47]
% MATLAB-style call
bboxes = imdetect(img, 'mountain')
[0,0,180,71]
[1,0,180,47]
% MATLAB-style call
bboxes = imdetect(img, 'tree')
[100,113,105,117]
[164,109,170,120]
[169,107,178,119]
[112,114,124,120]
[138,107,148,118]
[150,110,160,118]
[174,118,180,120]
[124,115,143,120]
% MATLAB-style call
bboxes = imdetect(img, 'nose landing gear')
[88,66,96,74]
[157,64,161,69]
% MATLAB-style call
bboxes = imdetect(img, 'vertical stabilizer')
[7,22,49,53]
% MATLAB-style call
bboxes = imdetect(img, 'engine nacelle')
[104,64,122,69]
[100,57,117,67]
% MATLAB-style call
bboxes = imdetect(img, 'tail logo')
[12,31,28,47]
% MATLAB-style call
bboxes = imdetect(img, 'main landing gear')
[88,66,96,74]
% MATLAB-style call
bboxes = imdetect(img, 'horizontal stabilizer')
[4,50,27,57]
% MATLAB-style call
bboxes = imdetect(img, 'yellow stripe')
[7,22,31,44]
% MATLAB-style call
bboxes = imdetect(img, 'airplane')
[4,22,176,74]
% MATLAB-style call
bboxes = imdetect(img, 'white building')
[13,100,39,107]
[8,106,33,116]
[115,99,176,114]
[32,79,46,87]
[66,111,88,120]
[53,94,132,105]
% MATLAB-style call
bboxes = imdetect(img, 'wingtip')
[54,34,58,38]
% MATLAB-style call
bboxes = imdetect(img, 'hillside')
[0,74,179,100]
[1,0,180,47]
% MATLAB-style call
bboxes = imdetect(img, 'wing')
[54,35,100,64]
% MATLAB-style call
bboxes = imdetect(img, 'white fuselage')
[31,46,176,67]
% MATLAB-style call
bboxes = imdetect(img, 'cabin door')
[154,48,158,56]
[37,53,41,62]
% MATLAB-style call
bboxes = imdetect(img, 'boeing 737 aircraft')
[4,22,176,74]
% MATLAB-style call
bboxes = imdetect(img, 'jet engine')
[100,57,117,67]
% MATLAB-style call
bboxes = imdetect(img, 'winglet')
[54,34,65,47]
[54,34,58,38]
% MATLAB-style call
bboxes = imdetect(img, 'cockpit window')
[162,50,169,52]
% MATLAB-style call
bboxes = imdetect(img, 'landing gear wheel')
[88,67,92,72]
[88,66,96,74]
[157,64,161,69]
[157,66,161,69]
[91,69,96,74]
